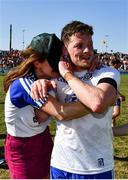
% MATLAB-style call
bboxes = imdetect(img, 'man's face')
[66,32,94,71]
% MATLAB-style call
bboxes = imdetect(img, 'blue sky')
[0,0,128,53]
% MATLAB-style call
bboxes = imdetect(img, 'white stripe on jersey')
[19,78,44,107]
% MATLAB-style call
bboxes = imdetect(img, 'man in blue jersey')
[31,21,120,179]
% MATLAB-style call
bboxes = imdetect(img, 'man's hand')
[59,53,102,77]
[59,56,73,78]
[30,79,57,100]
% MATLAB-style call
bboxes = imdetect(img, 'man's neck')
[73,66,88,72]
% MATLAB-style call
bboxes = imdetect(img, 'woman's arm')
[40,94,91,121]
[30,80,91,121]
[35,109,50,123]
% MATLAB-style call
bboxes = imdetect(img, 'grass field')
[0,75,128,179]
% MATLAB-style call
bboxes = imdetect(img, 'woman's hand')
[30,79,57,100]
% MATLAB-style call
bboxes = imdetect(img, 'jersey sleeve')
[97,66,120,89]
[10,78,47,109]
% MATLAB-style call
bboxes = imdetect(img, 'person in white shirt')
[31,20,120,179]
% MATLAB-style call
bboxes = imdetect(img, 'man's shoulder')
[95,65,120,75]
[94,65,120,87]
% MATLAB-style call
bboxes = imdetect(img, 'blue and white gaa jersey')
[51,66,120,174]
[4,72,51,137]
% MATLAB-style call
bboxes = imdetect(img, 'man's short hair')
[61,20,94,45]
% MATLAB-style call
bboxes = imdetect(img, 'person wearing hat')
[3,33,90,179]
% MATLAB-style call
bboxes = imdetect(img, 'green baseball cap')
[30,33,63,72]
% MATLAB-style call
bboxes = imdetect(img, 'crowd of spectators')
[0,49,23,74]
[0,49,128,74]
[98,52,128,71]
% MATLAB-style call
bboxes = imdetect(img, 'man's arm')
[30,75,117,115]
[63,72,117,113]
